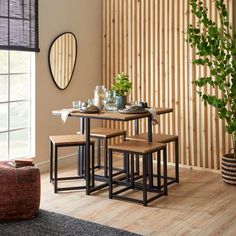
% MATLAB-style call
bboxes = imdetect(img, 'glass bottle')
[104,90,118,111]
[94,85,107,109]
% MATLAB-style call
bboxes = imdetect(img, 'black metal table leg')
[175,138,179,183]
[136,155,140,175]
[97,138,101,168]
[104,138,108,177]
[131,154,134,187]
[148,153,153,188]
[78,117,85,176]
[82,146,85,174]
[157,150,161,190]
[85,117,91,195]
[135,119,139,135]
[92,143,95,187]
[147,115,152,142]
[125,153,130,181]
[147,115,153,178]
[143,154,147,206]
[50,140,53,182]
[109,149,113,199]
[54,145,58,193]
[134,119,140,175]
[163,147,168,196]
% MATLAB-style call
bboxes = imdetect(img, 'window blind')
[0,0,39,52]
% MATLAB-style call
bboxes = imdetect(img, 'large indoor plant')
[112,72,132,109]
[186,0,236,184]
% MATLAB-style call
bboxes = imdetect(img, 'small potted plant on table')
[112,72,132,109]
[186,0,236,184]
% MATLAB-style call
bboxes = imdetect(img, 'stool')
[49,134,95,193]
[128,133,179,185]
[78,127,126,177]
[108,140,167,206]
[0,161,40,221]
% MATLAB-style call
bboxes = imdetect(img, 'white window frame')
[0,50,35,160]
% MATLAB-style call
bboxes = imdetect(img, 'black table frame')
[82,115,152,195]
[53,108,173,195]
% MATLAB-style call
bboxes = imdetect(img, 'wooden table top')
[52,107,173,121]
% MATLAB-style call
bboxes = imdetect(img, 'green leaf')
[112,72,132,96]
[186,0,235,136]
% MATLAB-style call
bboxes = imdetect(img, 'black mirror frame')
[48,32,78,90]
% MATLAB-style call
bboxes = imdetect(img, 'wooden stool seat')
[89,127,126,138]
[50,134,95,146]
[108,140,168,206]
[127,133,179,185]
[109,140,166,154]
[77,128,126,139]
[128,133,178,143]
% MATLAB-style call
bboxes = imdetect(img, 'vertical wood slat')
[102,0,233,170]
[179,0,185,165]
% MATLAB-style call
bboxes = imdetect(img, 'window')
[0,0,38,160]
[0,50,35,160]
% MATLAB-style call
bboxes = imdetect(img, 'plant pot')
[221,153,236,185]
[116,96,126,109]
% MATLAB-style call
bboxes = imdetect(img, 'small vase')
[104,91,118,111]
[116,96,126,109]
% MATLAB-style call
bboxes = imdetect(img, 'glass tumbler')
[72,100,81,109]
[104,90,118,111]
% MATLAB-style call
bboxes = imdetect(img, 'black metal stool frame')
[50,140,95,193]
[133,116,179,186]
[153,138,179,187]
[108,146,168,206]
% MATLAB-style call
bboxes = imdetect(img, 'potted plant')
[112,72,132,109]
[186,0,236,184]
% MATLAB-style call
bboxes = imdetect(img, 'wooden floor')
[40,162,236,236]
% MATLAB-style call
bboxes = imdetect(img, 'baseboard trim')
[114,153,221,174]
[36,146,100,173]
[165,162,220,173]
[36,150,220,174]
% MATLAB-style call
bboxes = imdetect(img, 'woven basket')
[221,153,236,185]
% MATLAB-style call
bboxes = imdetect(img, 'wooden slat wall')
[102,0,233,170]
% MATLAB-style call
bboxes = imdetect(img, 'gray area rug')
[0,209,141,236]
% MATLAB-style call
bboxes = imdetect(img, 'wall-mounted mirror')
[48,32,77,90]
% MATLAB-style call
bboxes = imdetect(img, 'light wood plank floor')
[40,163,236,236]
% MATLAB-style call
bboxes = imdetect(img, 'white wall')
[35,0,102,165]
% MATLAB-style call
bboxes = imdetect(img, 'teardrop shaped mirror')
[48,32,77,90]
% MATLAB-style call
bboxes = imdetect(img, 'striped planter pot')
[221,154,236,185]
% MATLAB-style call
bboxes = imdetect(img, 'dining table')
[52,107,173,195]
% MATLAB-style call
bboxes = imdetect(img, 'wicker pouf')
[0,161,40,221]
